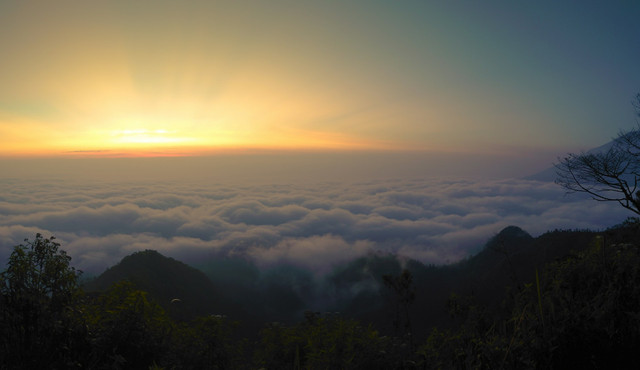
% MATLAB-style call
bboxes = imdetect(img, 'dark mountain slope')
[82,221,640,344]
[448,227,597,319]
[83,250,240,321]
[358,225,606,340]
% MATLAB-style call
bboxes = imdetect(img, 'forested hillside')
[2,219,640,369]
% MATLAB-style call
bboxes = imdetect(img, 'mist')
[0,152,628,278]
[0,149,559,183]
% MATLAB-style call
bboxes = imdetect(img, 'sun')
[92,112,206,155]
[113,129,189,144]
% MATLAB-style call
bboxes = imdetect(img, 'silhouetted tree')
[84,280,173,369]
[383,269,416,348]
[255,312,399,369]
[418,234,640,369]
[556,94,640,215]
[171,315,243,370]
[0,234,87,368]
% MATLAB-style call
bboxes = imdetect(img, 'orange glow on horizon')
[0,123,406,158]
[0,105,411,157]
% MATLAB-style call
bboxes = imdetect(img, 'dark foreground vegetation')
[2,219,640,369]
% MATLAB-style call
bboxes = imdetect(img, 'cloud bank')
[0,176,630,275]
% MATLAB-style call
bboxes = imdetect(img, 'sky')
[0,1,638,158]
[1,1,640,275]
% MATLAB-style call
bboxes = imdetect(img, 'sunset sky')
[1,1,639,158]
[2,1,640,275]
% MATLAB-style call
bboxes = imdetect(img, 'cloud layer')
[0,176,630,275]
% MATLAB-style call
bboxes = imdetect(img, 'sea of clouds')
[0,175,630,276]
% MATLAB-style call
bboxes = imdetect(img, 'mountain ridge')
[83,249,243,321]
[525,137,620,182]
[81,222,639,341]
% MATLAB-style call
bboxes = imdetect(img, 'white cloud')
[0,177,630,275]
[247,235,373,275]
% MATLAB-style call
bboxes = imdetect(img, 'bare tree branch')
[555,96,640,216]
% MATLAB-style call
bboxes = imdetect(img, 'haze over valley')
[0,154,630,277]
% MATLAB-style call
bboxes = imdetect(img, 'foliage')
[170,315,244,370]
[82,279,244,369]
[4,230,640,369]
[0,233,87,369]
[418,235,640,369]
[1,233,81,302]
[255,311,408,369]
[84,249,224,321]
[83,280,176,369]
[383,269,416,347]
[522,237,640,368]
